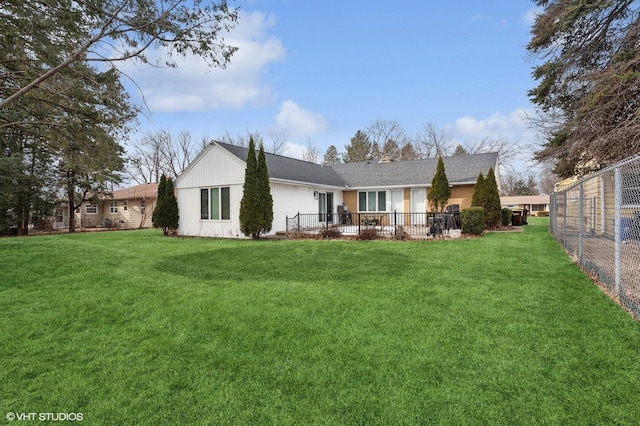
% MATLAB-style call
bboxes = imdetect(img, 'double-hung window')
[201,187,230,220]
[358,191,386,212]
[110,201,118,214]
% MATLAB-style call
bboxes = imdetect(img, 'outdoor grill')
[444,204,461,230]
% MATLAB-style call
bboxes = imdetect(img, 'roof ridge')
[215,140,323,167]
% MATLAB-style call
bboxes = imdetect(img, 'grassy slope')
[1,219,639,425]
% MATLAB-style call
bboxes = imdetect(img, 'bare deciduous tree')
[128,130,198,183]
[366,119,409,161]
[302,138,319,163]
[415,122,453,159]
[464,136,518,173]
[267,129,289,155]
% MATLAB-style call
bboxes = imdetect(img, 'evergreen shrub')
[461,207,485,235]
[502,208,513,227]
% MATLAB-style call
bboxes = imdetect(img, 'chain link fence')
[550,155,640,319]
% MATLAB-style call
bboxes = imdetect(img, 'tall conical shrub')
[240,137,260,238]
[153,174,179,236]
[256,143,273,234]
[484,167,502,228]
[471,172,485,208]
[239,138,273,239]
[428,156,450,213]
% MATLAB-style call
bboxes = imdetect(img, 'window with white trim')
[123,200,128,211]
[110,201,118,214]
[86,204,98,214]
[200,187,230,220]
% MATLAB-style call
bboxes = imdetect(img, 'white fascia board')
[269,178,345,191]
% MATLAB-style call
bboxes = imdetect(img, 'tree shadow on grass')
[155,246,410,284]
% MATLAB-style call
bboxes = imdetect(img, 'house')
[175,141,500,238]
[500,195,550,216]
[53,183,158,230]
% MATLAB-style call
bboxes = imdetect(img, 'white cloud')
[449,108,543,172]
[119,10,286,112]
[274,100,328,139]
[451,109,533,141]
[282,142,306,161]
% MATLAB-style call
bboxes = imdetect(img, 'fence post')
[393,210,397,236]
[614,168,622,296]
[562,192,567,247]
[579,182,584,264]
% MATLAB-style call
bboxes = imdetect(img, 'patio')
[285,211,462,238]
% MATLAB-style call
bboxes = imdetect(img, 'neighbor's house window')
[110,201,118,214]
[358,191,386,212]
[86,204,98,214]
[531,204,545,213]
[201,187,230,220]
[123,200,128,211]
[140,200,146,214]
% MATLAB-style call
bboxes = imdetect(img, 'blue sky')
[120,0,542,172]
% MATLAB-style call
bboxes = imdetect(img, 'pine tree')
[239,137,272,239]
[343,130,372,163]
[484,167,502,229]
[428,156,450,213]
[323,145,341,165]
[471,172,485,208]
[153,174,179,236]
[240,137,259,238]
[256,143,273,234]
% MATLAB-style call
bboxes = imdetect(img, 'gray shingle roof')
[217,142,498,189]
[217,142,346,187]
[329,153,499,188]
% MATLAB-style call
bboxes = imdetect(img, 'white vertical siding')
[271,183,343,233]
[177,185,245,238]
[175,144,246,190]
[176,144,246,237]
[176,143,344,238]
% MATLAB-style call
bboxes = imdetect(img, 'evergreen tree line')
[1,0,238,234]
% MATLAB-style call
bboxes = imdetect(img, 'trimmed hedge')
[461,207,485,235]
[501,208,513,227]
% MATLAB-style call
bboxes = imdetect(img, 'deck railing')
[285,211,461,237]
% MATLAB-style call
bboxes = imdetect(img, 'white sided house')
[175,142,346,238]
[175,141,501,238]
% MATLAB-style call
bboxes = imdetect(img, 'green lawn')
[1,218,640,425]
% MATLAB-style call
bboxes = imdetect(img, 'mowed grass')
[1,218,640,425]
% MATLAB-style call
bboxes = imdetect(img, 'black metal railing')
[286,211,461,237]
